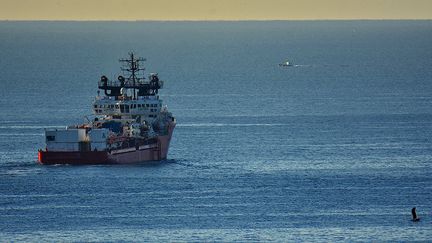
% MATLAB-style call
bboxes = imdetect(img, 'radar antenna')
[119,52,146,99]
[98,52,163,99]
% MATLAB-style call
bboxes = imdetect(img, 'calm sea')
[0,21,432,242]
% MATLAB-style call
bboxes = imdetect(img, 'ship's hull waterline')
[38,123,175,165]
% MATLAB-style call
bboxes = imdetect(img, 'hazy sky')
[1,0,431,21]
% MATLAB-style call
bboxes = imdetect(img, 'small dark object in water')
[411,207,420,222]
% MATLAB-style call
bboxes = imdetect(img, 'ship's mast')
[99,53,162,98]
[119,52,146,99]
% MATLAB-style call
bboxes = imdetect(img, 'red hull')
[38,150,109,165]
[38,122,175,165]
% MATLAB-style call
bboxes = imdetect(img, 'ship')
[279,60,293,67]
[38,52,176,165]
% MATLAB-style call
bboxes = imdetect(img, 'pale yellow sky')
[1,0,431,21]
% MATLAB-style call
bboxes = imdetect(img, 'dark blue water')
[1,21,432,241]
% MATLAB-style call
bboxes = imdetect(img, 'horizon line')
[1,18,431,22]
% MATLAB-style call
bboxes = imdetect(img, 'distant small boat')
[279,60,293,67]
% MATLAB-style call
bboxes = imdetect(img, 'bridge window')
[120,104,130,113]
[46,135,55,141]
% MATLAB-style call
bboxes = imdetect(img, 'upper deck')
[92,52,167,121]
[93,95,162,118]
[98,52,164,98]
